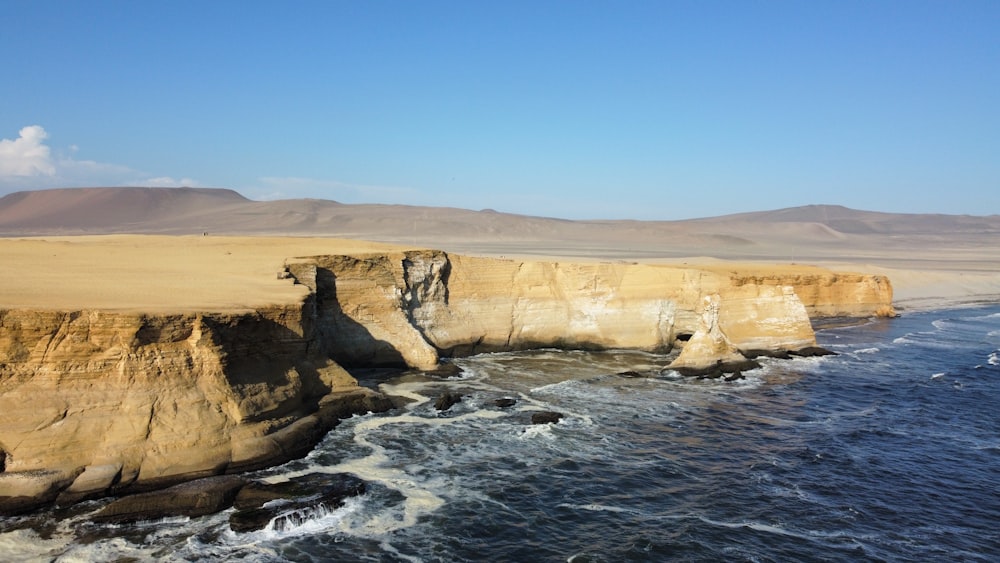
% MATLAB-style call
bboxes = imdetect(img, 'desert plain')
[0,187,998,313]
[0,186,996,517]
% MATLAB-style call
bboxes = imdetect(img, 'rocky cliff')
[0,247,894,514]
[0,306,390,514]
[287,250,894,371]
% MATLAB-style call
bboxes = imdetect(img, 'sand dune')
[1,187,998,311]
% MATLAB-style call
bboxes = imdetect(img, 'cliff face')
[0,307,389,514]
[726,271,895,319]
[289,250,895,372]
[0,247,895,514]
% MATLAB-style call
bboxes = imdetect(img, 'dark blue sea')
[2,305,999,562]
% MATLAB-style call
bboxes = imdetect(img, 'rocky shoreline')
[0,248,895,516]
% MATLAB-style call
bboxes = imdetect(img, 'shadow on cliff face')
[309,267,413,369]
[199,314,339,423]
[0,306,394,516]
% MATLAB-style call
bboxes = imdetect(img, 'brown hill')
[0,187,998,310]
[1,187,998,266]
[0,187,248,232]
[695,204,1000,235]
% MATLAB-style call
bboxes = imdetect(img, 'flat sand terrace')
[0,235,411,312]
[1,235,997,314]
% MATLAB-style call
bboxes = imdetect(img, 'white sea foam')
[892,332,953,349]
[379,381,433,409]
[519,423,557,440]
[989,352,999,366]
[556,502,637,514]
[699,516,823,542]
[55,536,161,563]
[530,379,583,395]
[0,528,71,561]
[317,408,505,537]
[12,324,998,562]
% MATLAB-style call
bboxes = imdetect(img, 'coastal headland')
[1,188,997,516]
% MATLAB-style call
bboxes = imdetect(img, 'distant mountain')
[0,187,248,232]
[691,204,1000,235]
[0,187,651,240]
[1,187,997,262]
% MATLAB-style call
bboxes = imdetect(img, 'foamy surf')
[3,307,1000,562]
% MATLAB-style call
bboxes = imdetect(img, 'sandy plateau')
[0,235,407,312]
[1,187,997,313]
[0,187,996,516]
[0,233,995,315]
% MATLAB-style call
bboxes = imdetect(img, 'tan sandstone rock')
[0,307,390,514]
[282,250,893,373]
[0,244,895,514]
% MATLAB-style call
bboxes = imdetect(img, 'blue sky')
[1,1,997,219]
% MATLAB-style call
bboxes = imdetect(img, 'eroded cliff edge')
[286,250,894,372]
[0,248,894,514]
[0,306,391,514]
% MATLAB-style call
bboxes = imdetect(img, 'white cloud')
[0,125,56,176]
[0,125,200,193]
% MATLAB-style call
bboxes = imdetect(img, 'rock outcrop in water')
[0,248,894,514]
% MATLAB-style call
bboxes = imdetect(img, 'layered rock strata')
[0,306,391,514]
[0,247,894,515]
[286,250,894,372]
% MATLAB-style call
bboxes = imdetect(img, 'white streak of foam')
[699,516,819,541]
[272,404,507,538]
[556,502,637,514]
[379,381,432,409]
[0,529,71,562]
[530,380,578,394]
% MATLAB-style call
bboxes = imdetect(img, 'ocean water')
[1,305,999,562]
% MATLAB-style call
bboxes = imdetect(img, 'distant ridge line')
[0,187,997,240]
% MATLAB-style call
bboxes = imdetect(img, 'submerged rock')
[670,358,761,379]
[423,362,463,377]
[724,370,745,382]
[434,392,463,411]
[229,473,366,533]
[494,398,517,408]
[743,349,792,360]
[531,411,564,425]
[791,346,836,357]
[91,475,246,524]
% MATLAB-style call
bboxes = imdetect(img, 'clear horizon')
[2,1,998,220]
